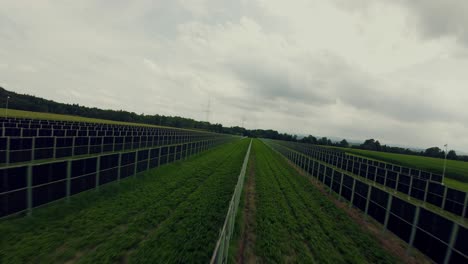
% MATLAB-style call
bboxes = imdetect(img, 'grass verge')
[232,140,397,263]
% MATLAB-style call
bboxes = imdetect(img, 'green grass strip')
[252,139,397,264]
[0,139,249,263]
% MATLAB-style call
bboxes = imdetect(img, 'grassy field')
[332,147,468,191]
[0,139,249,263]
[230,140,397,263]
[0,108,203,132]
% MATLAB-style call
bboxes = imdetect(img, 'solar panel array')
[263,139,467,264]
[0,117,235,218]
[277,141,466,218]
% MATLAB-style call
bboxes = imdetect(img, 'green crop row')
[0,139,249,264]
[247,140,396,263]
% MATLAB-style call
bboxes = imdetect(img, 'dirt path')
[236,152,258,264]
[286,159,432,264]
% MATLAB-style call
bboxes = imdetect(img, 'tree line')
[354,138,467,162]
[2,86,465,162]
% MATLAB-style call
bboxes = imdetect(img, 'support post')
[27,165,33,216]
[5,137,10,165]
[407,206,421,255]
[462,193,468,218]
[339,172,344,201]
[117,153,122,182]
[364,184,372,216]
[423,181,429,207]
[383,195,393,231]
[112,136,116,152]
[134,151,138,176]
[66,160,72,201]
[31,137,36,161]
[408,175,414,200]
[349,178,356,208]
[100,136,104,154]
[147,150,151,170]
[383,170,388,189]
[72,136,76,157]
[443,224,459,264]
[311,160,316,179]
[53,136,57,159]
[441,187,448,209]
[95,156,101,190]
[158,147,162,167]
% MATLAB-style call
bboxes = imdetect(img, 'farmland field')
[0,139,249,263]
[333,147,468,191]
[231,140,399,263]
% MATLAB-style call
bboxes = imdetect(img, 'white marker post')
[442,144,448,185]
[5,96,10,118]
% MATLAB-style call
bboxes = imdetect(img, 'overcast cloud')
[1,0,468,151]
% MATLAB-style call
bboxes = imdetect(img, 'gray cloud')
[1,0,468,150]
[334,0,468,44]
[400,0,468,43]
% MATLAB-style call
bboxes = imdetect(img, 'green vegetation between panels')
[230,140,396,264]
[336,147,468,190]
[0,139,249,264]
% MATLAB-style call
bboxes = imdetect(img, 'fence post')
[349,178,356,208]
[364,184,372,216]
[26,165,33,216]
[339,173,344,201]
[134,151,138,176]
[117,153,122,182]
[462,193,468,218]
[329,170,334,195]
[423,181,429,207]
[158,148,162,167]
[365,164,369,179]
[408,176,414,200]
[112,136,116,152]
[443,223,459,264]
[311,160,316,179]
[147,150,151,171]
[5,137,10,165]
[407,206,421,255]
[383,170,388,189]
[383,195,393,231]
[395,173,400,194]
[72,136,76,157]
[66,160,72,201]
[373,166,378,186]
[441,187,448,210]
[322,165,326,184]
[96,156,101,191]
[29,137,35,162]
[87,136,91,155]
[53,136,57,159]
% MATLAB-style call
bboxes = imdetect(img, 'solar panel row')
[0,117,236,219]
[265,139,467,264]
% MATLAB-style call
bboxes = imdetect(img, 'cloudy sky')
[1,0,468,151]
